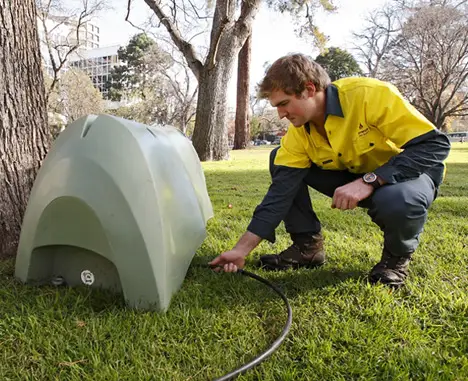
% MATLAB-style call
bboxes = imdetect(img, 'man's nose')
[278,109,288,119]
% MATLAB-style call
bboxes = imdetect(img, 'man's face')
[269,85,316,127]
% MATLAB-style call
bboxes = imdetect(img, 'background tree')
[36,0,108,98]
[107,90,170,127]
[48,68,104,123]
[106,33,197,133]
[352,3,401,78]
[233,34,252,150]
[130,1,338,159]
[106,33,172,101]
[354,0,468,130]
[233,0,337,150]
[266,0,336,49]
[134,0,261,161]
[249,96,289,142]
[0,0,50,257]
[158,61,198,135]
[315,47,363,81]
[381,0,468,130]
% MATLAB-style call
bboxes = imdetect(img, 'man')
[210,54,450,288]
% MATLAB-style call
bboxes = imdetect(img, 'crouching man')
[210,54,451,288]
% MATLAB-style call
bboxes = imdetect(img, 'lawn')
[0,144,467,380]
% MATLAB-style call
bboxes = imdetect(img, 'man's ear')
[304,82,316,98]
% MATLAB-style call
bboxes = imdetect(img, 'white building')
[68,45,121,100]
[37,15,100,76]
[37,15,127,107]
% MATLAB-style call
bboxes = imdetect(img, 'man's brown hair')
[257,53,331,99]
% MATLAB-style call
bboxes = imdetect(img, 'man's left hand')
[332,178,374,210]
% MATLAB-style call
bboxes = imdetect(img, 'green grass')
[1,144,467,380]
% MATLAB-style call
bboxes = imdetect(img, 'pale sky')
[94,0,388,106]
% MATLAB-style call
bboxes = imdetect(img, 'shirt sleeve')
[366,82,451,186]
[273,126,312,168]
[247,164,310,243]
[247,129,311,243]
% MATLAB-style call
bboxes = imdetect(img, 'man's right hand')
[208,249,247,273]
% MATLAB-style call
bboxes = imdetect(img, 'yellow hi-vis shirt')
[274,77,436,174]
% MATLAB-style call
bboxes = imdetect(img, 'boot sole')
[368,275,405,289]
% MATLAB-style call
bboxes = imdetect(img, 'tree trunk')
[143,0,260,161]
[233,33,252,150]
[191,50,237,161]
[0,0,50,258]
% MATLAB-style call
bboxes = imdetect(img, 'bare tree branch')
[384,1,468,128]
[143,0,204,80]
[352,3,401,77]
[186,0,212,20]
[125,0,148,34]
[37,0,108,99]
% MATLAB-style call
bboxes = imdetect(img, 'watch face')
[363,172,377,183]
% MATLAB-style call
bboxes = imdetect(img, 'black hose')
[208,268,293,381]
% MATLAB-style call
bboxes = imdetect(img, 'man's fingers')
[331,195,337,208]
[229,263,237,272]
[332,191,344,209]
[334,197,351,210]
[343,199,350,210]
[223,263,237,273]
[349,199,358,210]
[336,197,345,210]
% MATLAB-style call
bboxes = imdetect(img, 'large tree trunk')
[190,0,239,161]
[192,57,237,160]
[0,0,50,258]
[143,0,260,161]
[233,33,252,150]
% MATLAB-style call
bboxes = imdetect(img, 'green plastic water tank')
[14,114,213,311]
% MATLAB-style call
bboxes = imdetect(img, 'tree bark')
[233,34,252,150]
[0,0,50,258]
[191,54,236,161]
[191,0,256,161]
[143,0,260,161]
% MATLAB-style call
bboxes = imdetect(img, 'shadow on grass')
[188,256,368,300]
[0,255,366,322]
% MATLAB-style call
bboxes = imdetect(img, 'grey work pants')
[269,148,437,256]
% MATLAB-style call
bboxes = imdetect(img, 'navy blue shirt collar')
[325,84,344,118]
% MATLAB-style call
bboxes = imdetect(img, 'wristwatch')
[362,172,381,189]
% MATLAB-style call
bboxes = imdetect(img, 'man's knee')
[369,179,433,226]
[375,190,419,224]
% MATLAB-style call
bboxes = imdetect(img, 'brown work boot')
[368,247,412,288]
[258,232,326,271]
